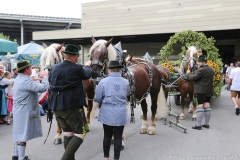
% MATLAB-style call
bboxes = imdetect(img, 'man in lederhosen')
[49,44,92,160]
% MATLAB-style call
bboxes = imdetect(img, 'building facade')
[33,0,240,65]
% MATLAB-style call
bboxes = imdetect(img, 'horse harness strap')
[126,62,153,123]
[126,71,136,123]
[131,62,153,103]
[91,59,106,68]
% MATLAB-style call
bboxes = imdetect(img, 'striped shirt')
[94,72,130,126]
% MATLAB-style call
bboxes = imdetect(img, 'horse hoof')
[148,130,156,135]
[179,113,185,120]
[140,128,148,134]
[148,126,156,135]
[121,146,124,151]
[180,116,185,120]
[54,139,62,145]
[192,117,197,121]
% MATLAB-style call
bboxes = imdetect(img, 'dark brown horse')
[177,46,198,120]
[89,36,168,135]
[40,43,95,144]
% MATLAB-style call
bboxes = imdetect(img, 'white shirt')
[230,67,240,91]
[30,69,38,78]
[226,66,235,77]
[5,87,13,96]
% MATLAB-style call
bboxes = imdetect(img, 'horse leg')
[190,93,197,121]
[148,93,158,135]
[179,91,185,120]
[140,99,148,134]
[188,93,194,113]
[86,99,93,124]
[86,86,95,131]
[54,119,62,145]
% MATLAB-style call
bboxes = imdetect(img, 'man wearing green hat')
[12,60,49,160]
[49,44,92,160]
[183,55,214,130]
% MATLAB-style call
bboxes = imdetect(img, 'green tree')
[0,33,17,42]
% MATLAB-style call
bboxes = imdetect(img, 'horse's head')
[40,43,64,71]
[185,46,198,72]
[89,36,117,79]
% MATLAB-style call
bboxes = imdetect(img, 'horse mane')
[125,55,148,63]
[89,39,117,61]
[187,46,198,55]
[40,43,64,71]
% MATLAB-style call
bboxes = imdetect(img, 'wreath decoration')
[159,30,223,97]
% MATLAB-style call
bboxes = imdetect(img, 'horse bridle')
[187,56,197,72]
[90,47,109,78]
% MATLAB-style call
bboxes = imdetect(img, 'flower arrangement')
[161,62,174,75]
[206,59,223,96]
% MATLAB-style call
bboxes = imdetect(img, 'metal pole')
[20,19,24,45]
[80,45,84,64]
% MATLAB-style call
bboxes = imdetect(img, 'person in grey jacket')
[183,55,214,130]
[94,60,130,160]
[12,60,49,160]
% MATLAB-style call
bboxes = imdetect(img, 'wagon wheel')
[174,95,180,105]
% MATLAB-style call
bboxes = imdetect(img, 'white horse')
[178,46,198,120]
[40,43,64,71]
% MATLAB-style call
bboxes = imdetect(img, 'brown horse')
[177,46,198,120]
[40,43,95,144]
[126,56,170,100]
[90,36,168,135]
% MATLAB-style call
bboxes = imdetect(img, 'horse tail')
[157,84,169,118]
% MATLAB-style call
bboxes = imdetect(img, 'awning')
[15,41,44,65]
[0,38,18,55]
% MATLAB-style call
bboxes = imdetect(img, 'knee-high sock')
[63,136,74,160]
[61,136,83,160]
[17,143,26,160]
[204,108,211,125]
[64,136,73,150]
[13,142,18,157]
[196,108,204,126]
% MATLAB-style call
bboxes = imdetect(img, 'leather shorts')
[195,93,211,105]
[53,107,87,134]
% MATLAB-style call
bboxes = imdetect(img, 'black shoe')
[202,124,210,129]
[12,156,29,160]
[236,107,240,115]
[23,156,30,160]
[12,156,18,160]
[192,125,202,130]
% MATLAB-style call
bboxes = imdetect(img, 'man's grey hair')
[236,61,240,67]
